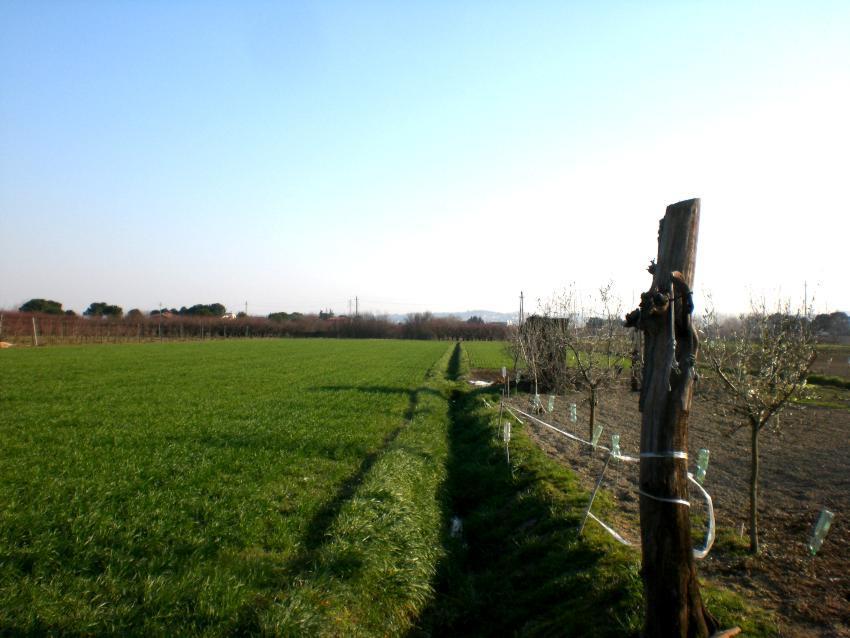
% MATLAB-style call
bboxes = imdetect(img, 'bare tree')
[701,298,816,554]
[557,283,629,442]
[511,285,629,428]
[510,314,547,407]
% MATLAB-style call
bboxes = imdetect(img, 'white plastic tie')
[640,451,688,459]
[688,472,716,559]
[587,512,632,546]
[638,489,691,507]
[503,406,526,425]
[510,406,640,462]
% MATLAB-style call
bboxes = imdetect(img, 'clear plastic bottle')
[569,403,577,423]
[611,434,621,458]
[547,395,555,413]
[591,424,603,448]
[808,509,834,555]
[695,448,710,484]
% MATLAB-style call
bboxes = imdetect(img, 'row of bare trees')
[511,288,817,554]
[511,284,630,442]
[0,311,508,345]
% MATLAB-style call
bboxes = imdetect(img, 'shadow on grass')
[283,388,421,578]
[446,342,462,381]
[314,385,443,419]
[411,380,642,637]
[285,344,460,578]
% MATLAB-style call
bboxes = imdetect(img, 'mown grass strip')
[262,345,456,636]
[463,340,514,371]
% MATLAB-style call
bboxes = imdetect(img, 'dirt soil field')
[813,345,850,379]
[485,374,850,637]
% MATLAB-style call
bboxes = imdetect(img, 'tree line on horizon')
[10,298,850,344]
[3,300,510,343]
[18,299,230,319]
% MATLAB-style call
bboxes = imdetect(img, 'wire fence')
[485,393,716,559]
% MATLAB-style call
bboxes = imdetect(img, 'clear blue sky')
[2,1,848,316]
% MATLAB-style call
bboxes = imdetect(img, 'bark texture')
[626,199,718,637]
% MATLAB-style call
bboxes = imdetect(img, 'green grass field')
[0,339,452,635]
[462,340,514,370]
[0,339,775,636]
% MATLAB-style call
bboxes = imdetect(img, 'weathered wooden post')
[625,199,718,637]
[630,330,642,392]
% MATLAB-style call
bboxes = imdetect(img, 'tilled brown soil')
[812,346,850,378]
[492,377,850,637]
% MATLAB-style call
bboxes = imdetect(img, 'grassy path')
[266,344,456,635]
[414,344,644,636]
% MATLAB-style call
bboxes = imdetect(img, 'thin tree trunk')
[750,421,760,554]
[589,385,598,442]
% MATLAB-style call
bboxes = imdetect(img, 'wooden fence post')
[625,198,718,637]
[32,316,39,347]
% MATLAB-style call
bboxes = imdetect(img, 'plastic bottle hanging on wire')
[611,434,621,458]
[591,424,603,449]
[809,509,834,555]
[695,449,710,484]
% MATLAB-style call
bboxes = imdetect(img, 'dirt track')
[492,376,850,637]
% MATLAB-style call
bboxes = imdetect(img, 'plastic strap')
[688,472,716,559]
[512,407,593,446]
[509,407,641,462]
[503,406,525,425]
[640,451,688,459]
[638,489,691,507]
[587,512,632,546]
[611,452,640,462]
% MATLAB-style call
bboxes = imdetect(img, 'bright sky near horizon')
[1,1,848,318]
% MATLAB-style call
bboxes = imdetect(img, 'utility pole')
[355,296,359,317]
[519,291,524,326]
[804,281,808,318]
